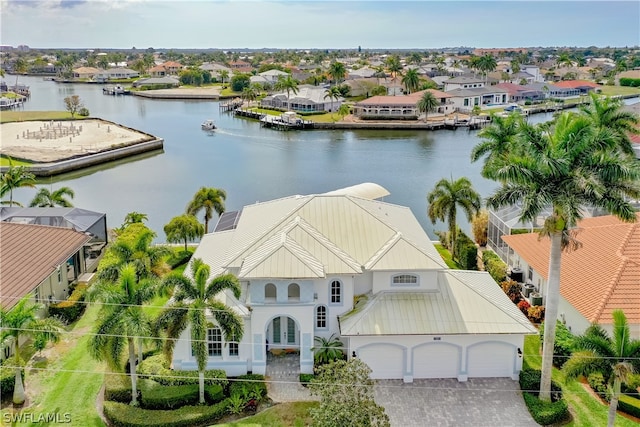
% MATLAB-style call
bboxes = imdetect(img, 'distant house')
[72,66,101,80]
[524,82,580,98]
[260,84,344,112]
[161,61,183,75]
[256,69,289,83]
[149,65,167,77]
[347,66,376,79]
[200,63,233,82]
[352,89,454,119]
[553,80,601,95]
[494,83,544,103]
[228,60,253,73]
[501,213,640,338]
[443,76,487,91]
[95,67,139,81]
[342,78,382,97]
[445,87,509,111]
[132,76,180,88]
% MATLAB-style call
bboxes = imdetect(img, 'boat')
[103,85,130,95]
[201,119,216,131]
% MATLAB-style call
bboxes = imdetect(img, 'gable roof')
[553,80,600,89]
[502,213,640,325]
[339,271,536,336]
[0,223,91,310]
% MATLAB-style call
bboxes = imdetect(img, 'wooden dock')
[234,109,265,120]
[220,99,243,112]
[259,115,314,131]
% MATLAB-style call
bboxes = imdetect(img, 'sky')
[1,0,639,50]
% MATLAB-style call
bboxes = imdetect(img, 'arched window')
[207,327,222,356]
[288,283,300,301]
[330,280,342,304]
[316,305,327,329]
[265,283,276,300]
[392,274,419,286]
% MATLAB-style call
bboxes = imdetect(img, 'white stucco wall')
[372,270,438,294]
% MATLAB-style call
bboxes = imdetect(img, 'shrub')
[522,391,570,425]
[618,394,640,418]
[103,400,229,427]
[624,373,640,395]
[48,284,88,324]
[137,354,227,387]
[501,279,522,303]
[587,372,610,401]
[620,77,640,87]
[454,231,478,270]
[204,384,225,403]
[226,393,246,415]
[517,300,531,316]
[0,358,24,397]
[139,380,199,409]
[300,373,316,386]
[527,305,545,324]
[228,374,267,400]
[78,107,90,116]
[104,373,133,403]
[539,321,574,367]
[471,210,488,247]
[166,250,193,269]
[482,250,507,283]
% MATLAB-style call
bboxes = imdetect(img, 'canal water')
[9,76,560,241]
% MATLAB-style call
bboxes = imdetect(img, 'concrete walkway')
[374,378,539,427]
[264,353,318,402]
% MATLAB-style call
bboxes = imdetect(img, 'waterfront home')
[445,86,509,111]
[352,89,454,119]
[132,76,180,88]
[494,83,544,103]
[160,61,184,75]
[260,84,344,112]
[256,69,289,83]
[95,67,139,81]
[170,184,536,381]
[200,63,233,82]
[501,213,640,339]
[72,66,101,80]
[553,80,601,95]
[149,65,167,77]
[525,82,580,98]
[443,76,487,91]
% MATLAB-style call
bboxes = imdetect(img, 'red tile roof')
[502,213,640,325]
[553,80,600,89]
[0,223,91,310]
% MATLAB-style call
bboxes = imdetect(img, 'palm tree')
[241,86,257,108]
[274,75,299,110]
[563,310,640,427]
[579,92,639,156]
[328,61,346,86]
[473,112,640,401]
[470,113,521,166]
[408,52,422,66]
[385,55,402,83]
[373,66,386,85]
[155,258,243,403]
[0,160,36,207]
[337,103,351,121]
[0,295,64,404]
[12,57,28,89]
[186,187,227,234]
[219,70,229,86]
[89,264,159,406]
[324,86,342,114]
[97,227,169,283]
[401,68,420,94]
[416,91,438,122]
[427,177,481,256]
[29,186,75,207]
[123,211,148,226]
[478,54,497,84]
[311,334,344,365]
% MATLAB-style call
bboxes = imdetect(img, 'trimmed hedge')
[619,77,640,87]
[137,355,227,387]
[140,380,199,409]
[454,231,478,270]
[482,250,507,284]
[228,374,267,399]
[519,369,569,425]
[48,284,88,324]
[204,384,225,403]
[104,373,134,403]
[618,394,640,418]
[587,372,610,401]
[0,359,24,397]
[299,373,315,386]
[103,400,229,427]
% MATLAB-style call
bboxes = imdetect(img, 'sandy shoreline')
[0,119,153,163]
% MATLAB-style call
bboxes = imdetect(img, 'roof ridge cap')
[591,258,627,323]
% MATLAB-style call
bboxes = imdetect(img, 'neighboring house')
[132,76,180,88]
[494,83,544,103]
[160,61,183,75]
[260,84,344,112]
[149,65,167,77]
[443,76,487,91]
[228,60,253,73]
[446,87,509,111]
[501,213,640,338]
[522,82,580,98]
[347,66,376,79]
[94,67,139,81]
[553,80,601,95]
[72,66,101,80]
[171,184,536,381]
[343,78,383,97]
[200,63,233,82]
[256,69,289,83]
[352,89,454,119]
[521,65,544,83]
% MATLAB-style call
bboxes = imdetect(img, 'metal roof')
[0,207,105,234]
[322,182,390,200]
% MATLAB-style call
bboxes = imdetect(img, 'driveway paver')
[375,378,539,427]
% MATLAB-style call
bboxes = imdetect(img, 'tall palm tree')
[478,54,497,84]
[0,295,64,404]
[385,55,402,84]
[401,68,420,94]
[324,86,342,113]
[416,91,438,122]
[0,160,36,207]
[408,52,422,66]
[12,57,28,89]
[155,258,243,404]
[123,211,148,226]
[89,264,159,406]
[219,69,229,86]
[328,61,346,86]
[274,75,299,110]
[474,112,640,401]
[470,113,521,165]
[29,186,75,207]
[241,85,257,108]
[186,187,227,234]
[563,310,640,427]
[580,92,639,156]
[427,177,481,256]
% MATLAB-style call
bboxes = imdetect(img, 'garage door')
[467,342,514,378]
[413,343,459,379]
[358,344,404,379]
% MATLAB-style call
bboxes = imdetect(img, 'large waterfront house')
[352,89,454,119]
[72,67,101,80]
[494,83,545,103]
[171,184,536,381]
[260,85,344,113]
[443,76,487,92]
[445,87,509,111]
[501,213,640,339]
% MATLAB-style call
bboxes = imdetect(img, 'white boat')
[201,119,216,131]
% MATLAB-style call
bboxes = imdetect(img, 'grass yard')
[0,110,82,124]
[523,335,639,427]
[598,85,640,97]
[0,305,106,427]
[217,401,318,427]
[434,244,461,269]
[0,155,32,166]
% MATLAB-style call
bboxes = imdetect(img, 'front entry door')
[271,316,298,347]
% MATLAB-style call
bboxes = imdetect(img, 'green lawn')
[216,401,318,427]
[0,305,106,427]
[434,244,461,269]
[0,155,32,166]
[598,85,640,97]
[523,335,639,427]
[0,111,80,124]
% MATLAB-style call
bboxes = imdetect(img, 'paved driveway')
[375,378,539,427]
